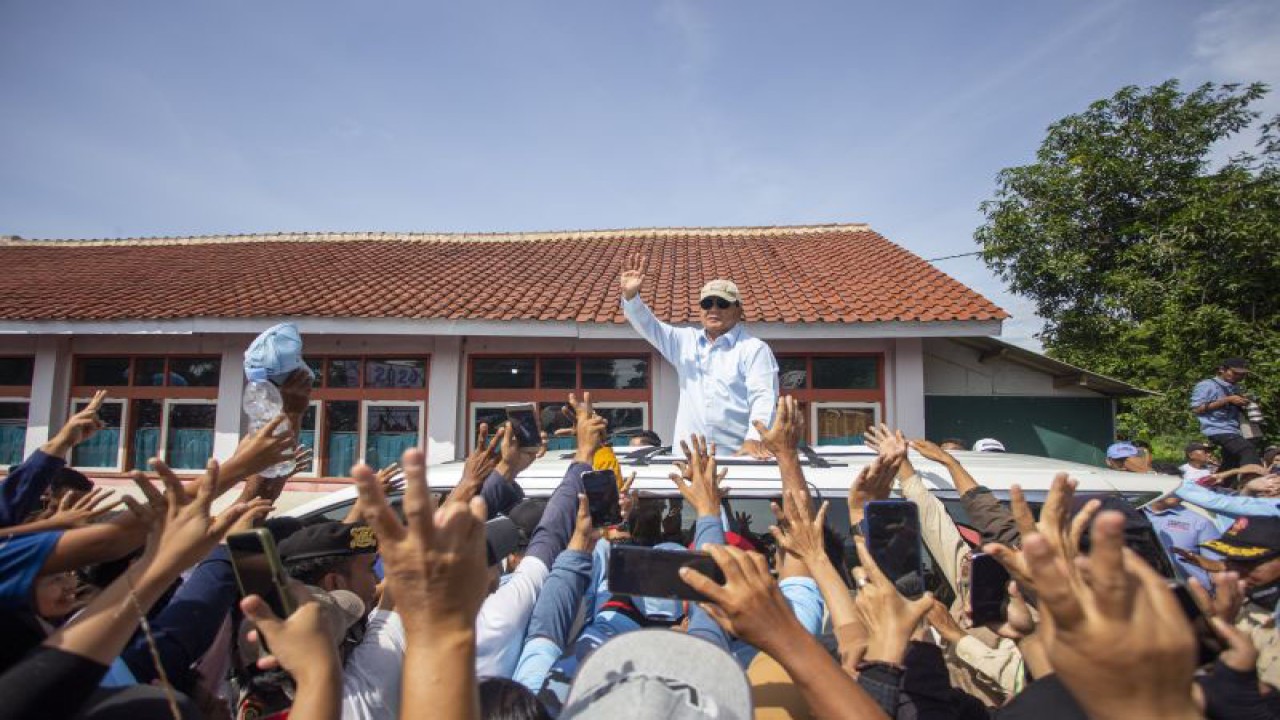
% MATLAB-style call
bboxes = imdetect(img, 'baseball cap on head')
[699,280,741,304]
[278,521,378,564]
[1106,442,1141,461]
[1184,441,1211,456]
[972,438,1005,453]
[1200,516,1280,562]
[561,630,752,720]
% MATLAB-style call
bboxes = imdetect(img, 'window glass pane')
[72,400,122,468]
[815,406,877,446]
[132,399,163,470]
[581,357,648,390]
[812,357,878,390]
[537,403,574,450]
[133,358,166,386]
[0,401,28,466]
[169,358,221,387]
[327,359,361,388]
[473,358,535,389]
[166,403,216,470]
[598,407,645,446]
[778,357,808,390]
[304,358,324,388]
[325,401,359,476]
[296,405,318,474]
[365,405,420,470]
[0,358,34,386]
[365,359,426,389]
[78,358,131,387]
[539,358,576,389]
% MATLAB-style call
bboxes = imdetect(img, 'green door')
[924,396,1114,466]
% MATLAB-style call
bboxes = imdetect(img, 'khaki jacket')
[1237,602,1278,689]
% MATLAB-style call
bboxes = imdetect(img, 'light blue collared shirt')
[621,295,778,452]
[1190,378,1242,437]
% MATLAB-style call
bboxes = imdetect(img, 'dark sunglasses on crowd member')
[699,297,739,310]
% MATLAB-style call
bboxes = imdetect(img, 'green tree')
[977,80,1280,445]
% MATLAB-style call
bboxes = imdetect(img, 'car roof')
[284,447,1181,518]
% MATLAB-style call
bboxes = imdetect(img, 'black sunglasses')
[699,297,738,310]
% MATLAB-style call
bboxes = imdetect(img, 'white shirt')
[474,556,551,678]
[621,295,779,452]
[1179,463,1215,483]
[342,609,407,720]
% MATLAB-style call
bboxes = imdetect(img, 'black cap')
[506,499,548,549]
[1220,357,1250,372]
[278,521,378,563]
[1200,516,1280,562]
[1184,441,1211,455]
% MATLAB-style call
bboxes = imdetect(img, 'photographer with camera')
[1191,357,1262,475]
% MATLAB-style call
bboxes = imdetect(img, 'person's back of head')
[629,430,662,448]
[479,678,550,720]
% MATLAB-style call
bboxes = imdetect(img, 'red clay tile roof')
[0,224,1007,324]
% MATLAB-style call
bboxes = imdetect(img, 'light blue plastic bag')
[243,322,308,384]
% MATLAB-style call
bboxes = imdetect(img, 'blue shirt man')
[619,254,778,457]
[1143,497,1220,588]
[1190,357,1260,471]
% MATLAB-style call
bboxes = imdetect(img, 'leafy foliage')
[977,81,1280,442]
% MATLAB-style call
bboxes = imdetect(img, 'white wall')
[922,338,1100,397]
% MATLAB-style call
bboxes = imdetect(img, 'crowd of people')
[0,259,1275,720]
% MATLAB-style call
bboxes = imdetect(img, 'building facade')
[0,224,1141,492]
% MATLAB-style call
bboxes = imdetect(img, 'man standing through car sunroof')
[619,253,778,458]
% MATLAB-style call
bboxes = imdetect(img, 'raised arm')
[1175,480,1280,519]
[753,396,808,501]
[0,390,107,528]
[741,343,780,447]
[618,253,684,364]
[683,544,890,720]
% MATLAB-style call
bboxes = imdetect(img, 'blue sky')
[2,0,1278,346]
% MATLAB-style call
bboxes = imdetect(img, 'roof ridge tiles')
[0,222,874,248]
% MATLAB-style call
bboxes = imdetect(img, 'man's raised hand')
[619,253,648,300]
[751,395,803,460]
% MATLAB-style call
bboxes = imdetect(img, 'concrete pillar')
[24,336,71,457]
[427,336,462,464]
[651,358,679,446]
[891,337,926,438]
[213,338,246,461]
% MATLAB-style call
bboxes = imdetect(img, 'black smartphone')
[969,552,1010,625]
[1171,582,1226,666]
[506,404,541,447]
[862,500,925,599]
[608,544,725,602]
[582,470,621,526]
[227,529,295,620]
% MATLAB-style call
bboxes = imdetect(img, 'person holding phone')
[619,254,779,459]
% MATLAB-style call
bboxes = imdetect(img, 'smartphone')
[608,544,725,602]
[227,529,295,620]
[582,470,621,526]
[1171,582,1226,666]
[862,500,925,599]
[969,552,1010,625]
[506,404,541,447]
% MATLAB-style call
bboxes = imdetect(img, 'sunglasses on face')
[699,297,737,310]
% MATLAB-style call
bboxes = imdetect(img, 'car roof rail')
[623,446,671,466]
[798,444,831,468]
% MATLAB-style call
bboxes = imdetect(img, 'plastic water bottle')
[243,323,308,478]
[243,368,294,478]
